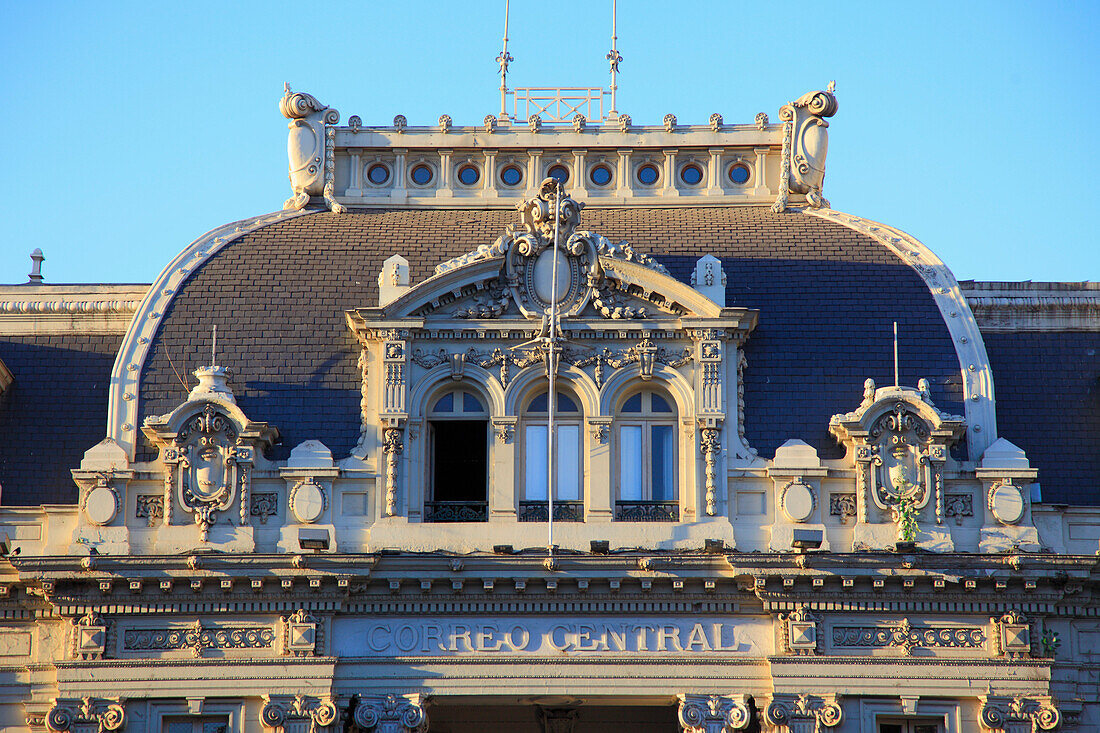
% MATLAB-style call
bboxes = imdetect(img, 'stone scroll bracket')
[351,693,427,733]
[44,697,126,733]
[678,693,752,733]
[763,693,842,732]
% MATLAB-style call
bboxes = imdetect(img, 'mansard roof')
[133,205,965,467]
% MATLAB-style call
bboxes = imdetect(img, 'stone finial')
[348,115,362,132]
[528,114,542,132]
[188,365,236,404]
[755,112,769,130]
[663,113,677,132]
[438,114,452,133]
[28,248,44,283]
[483,114,497,132]
[378,254,411,307]
[572,113,586,132]
[709,113,723,132]
[617,113,631,132]
[689,254,727,306]
[393,114,408,132]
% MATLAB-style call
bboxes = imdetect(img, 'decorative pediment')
[142,366,278,539]
[830,378,965,525]
[370,178,720,323]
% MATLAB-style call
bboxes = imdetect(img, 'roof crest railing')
[508,87,612,124]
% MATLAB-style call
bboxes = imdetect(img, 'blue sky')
[3,1,1097,284]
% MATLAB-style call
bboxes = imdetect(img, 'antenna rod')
[606,0,622,119]
[497,0,513,120]
[893,321,899,387]
[547,182,561,564]
[212,324,217,368]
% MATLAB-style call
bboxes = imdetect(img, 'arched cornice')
[406,363,507,418]
[598,364,696,419]
[107,209,317,458]
[503,364,600,418]
[805,207,996,458]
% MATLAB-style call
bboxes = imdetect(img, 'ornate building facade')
[0,83,1098,733]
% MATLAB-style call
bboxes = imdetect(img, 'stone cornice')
[961,281,1100,332]
[0,285,148,335]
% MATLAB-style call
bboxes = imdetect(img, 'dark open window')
[426,389,489,522]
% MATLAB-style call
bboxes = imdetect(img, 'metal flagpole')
[497,0,513,120]
[893,321,899,387]
[547,182,561,564]
[606,0,622,119]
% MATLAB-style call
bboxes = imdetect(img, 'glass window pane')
[878,725,903,733]
[167,723,191,733]
[619,426,643,500]
[527,393,548,413]
[557,425,580,500]
[651,394,673,413]
[203,724,229,733]
[432,393,454,413]
[621,393,642,413]
[651,425,675,500]
[557,393,578,412]
[525,425,549,500]
[462,391,485,413]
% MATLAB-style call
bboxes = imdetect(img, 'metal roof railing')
[509,87,611,123]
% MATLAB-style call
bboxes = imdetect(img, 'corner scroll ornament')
[765,693,842,731]
[260,694,338,732]
[979,695,1060,732]
[46,698,125,733]
[352,694,427,733]
[433,178,668,321]
[281,84,344,213]
[677,694,751,733]
[772,84,838,213]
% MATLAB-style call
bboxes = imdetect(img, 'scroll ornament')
[281,84,344,213]
[772,83,838,212]
[260,694,338,732]
[979,696,1060,731]
[46,698,125,733]
[764,694,842,731]
[353,694,427,733]
[678,694,751,733]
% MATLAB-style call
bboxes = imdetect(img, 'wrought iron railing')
[614,500,680,522]
[509,87,610,123]
[424,501,489,523]
[518,501,584,523]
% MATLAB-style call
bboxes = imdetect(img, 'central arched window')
[615,389,679,521]
[520,390,583,522]
[426,388,488,522]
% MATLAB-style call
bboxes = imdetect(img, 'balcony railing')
[614,500,680,522]
[518,501,584,523]
[424,501,489,523]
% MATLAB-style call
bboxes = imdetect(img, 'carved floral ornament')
[143,367,277,540]
[979,695,1060,732]
[678,694,751,733]
[261,694,338,731]
[764,693,842,731]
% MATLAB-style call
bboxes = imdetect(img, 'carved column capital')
[678,694,751,732]
[352,694,427,733]
[979,694,1060,732]
[260,694,338,731]
[763,693,841,732]
[46,698,125,733]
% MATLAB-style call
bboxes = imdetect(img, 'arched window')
[615,389,679,521]
[520,390,583,522]
[425,388,488,522]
